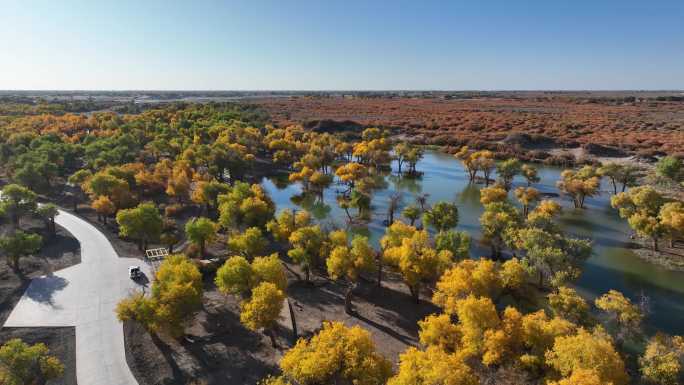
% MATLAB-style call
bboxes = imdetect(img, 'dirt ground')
[0,216,80,385]
[0,327,77,385]
[0,218,81,325]
[124,260,440,385]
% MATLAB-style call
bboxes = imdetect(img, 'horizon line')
[2,89,683,93]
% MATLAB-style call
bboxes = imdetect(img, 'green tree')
[0,184,37,229]
[434,229,470,260]
[656,156,682,181]
[497,158,522,191]
[215,255,254,295]
[401,204,421,226]
[480,201,520,258]
[422,201,459,232]
[67,169,93,211]
[598,163,640,194]
[326,232,376,313]
[116,202,163,250]
[36,203,59,236]
[185,217,218,256]
[509,227,591,288]
[0,231,42,270]
[0,338,64,385]
[227,227,268,259]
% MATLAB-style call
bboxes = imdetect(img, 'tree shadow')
[150,333,187,383]
[287,280,344,312]
[183,302,278,384]
[354,283,439,339]
[351,311,417,347]
[37,231,81,261]
[25,274,68,307]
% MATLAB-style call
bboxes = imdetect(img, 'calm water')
[261,150,684,334]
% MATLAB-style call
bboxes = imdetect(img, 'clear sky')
[1,0,683,90]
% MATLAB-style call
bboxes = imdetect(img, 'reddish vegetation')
[253,96,684,156]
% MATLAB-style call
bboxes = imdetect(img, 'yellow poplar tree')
[545,327,629,385]
[388,346,478,385]
[240,282,285,347]
[279,321,392,385]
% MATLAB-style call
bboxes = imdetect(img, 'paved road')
[4,209,149,385]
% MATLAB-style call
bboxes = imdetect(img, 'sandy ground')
[0,327,77,385]
[0,218,80,385]
[124,261,441,385]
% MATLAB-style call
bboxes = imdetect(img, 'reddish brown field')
[253,96,684,155]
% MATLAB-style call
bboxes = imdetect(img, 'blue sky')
[1,0,683,90]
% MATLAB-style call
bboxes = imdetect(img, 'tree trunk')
[670,239,675,248]
[653,237,659,252]
[200,241,205,257]
[491,244,501,260]
[287,298,298,342]
[305,266,310,283]
[539,270,544,288]
[344,207,353,223]
[267,329,277,348]
[10,255,19,271]
[344,284,354,314]
[376,254,383,288]
[409,284,420,303]
[611,180,617,195]
[103,215,107,225]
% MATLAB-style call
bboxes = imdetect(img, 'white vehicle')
[128,266,141,279]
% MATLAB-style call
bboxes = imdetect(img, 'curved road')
[4,209,149,385]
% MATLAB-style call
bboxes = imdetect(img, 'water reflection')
[261,150,684,334]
